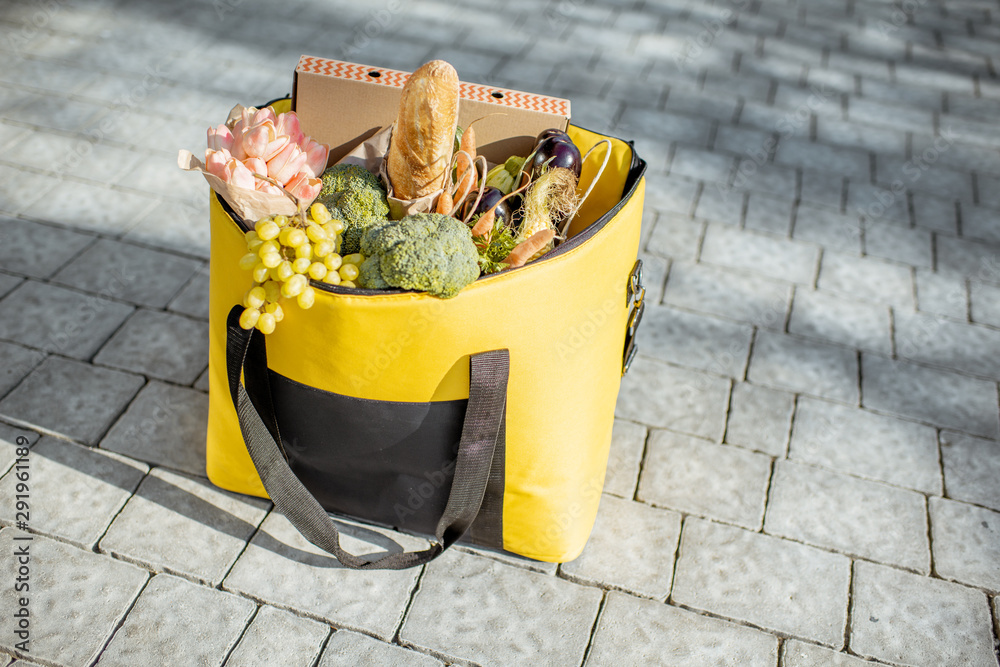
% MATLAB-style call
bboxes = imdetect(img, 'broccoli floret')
[358,256,391,290]
[357,213,480,298]
[318,164,382,199]
[317,164,390,255]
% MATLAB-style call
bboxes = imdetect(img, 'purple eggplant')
[461,187,511,226]
[535,128,572,145]
[530,136,582,179]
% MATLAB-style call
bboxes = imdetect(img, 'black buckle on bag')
[623,259,645,375]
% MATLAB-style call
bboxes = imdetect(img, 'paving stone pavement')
[0,0,999,665]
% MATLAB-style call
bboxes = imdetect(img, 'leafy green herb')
[472,215,518,275]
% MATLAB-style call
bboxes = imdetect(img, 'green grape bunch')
[237,202,365,334]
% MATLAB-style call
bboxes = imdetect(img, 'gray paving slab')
[783,639,890,666]
[586,592,779,667]
[672,518,851,648]
[930,497,1000,593]
[912,194,963,235]
[6,90,107,134]
[994,597,999,641]
[616,357,730,440]
[226,605,329,667]
[0,281,134,359]
[850,97,935,135]
[0,436,147,548]
[970,281,1000,328]
[711,121,773,159]
[818,251,914,308]
[94,309,209,384]
[638,430,771,530]
[664,261,791,330]
[850,184,911,226]
[167,263,210,320]
[695,186,744,226]
[775,139,869,181]
[602,419,645,499]
[724,382,795,457]
[854,77,941,108]
[666,90,742,124]
[0,529,148,666]
[700,223,820,285]
[0,356,144,445]
[321,631,441,667]
[789,288,891,354]
[561,494,680,600]
[0,273,22,300]
[935,234,1000,284]
[736,100,807,139]
[773,83,843,116]
[636,305,754,378]
[940,431,1000,512]
[962,204,1000,245]
[99,574,255,667]
[453,541,559,575]
[895,311,1000,381]
[861,354,1000,439]
[0,423,38,477]
[879,165,970,212]
[224,512,424,641]
[748,331,860,404]
[793,204,864,255]
[849,561,996,667]
[0,217,94,279]
[0,342,45,400]
[730,163,800,201]
[638,253,669,307]
[194,366,211,392]
[800,170,846,212]
[818,117,908,155]
[790,396,942,494]
[915,269,969,321]
[31,179,159,236]
[50,238,201,307]
[10,132,142,186]
[744,192,794,236]
[124,199,211,259]
[619,106,713,149]
[642,172,701,218]
[765,461,930,572]
[645,214,704,261]
[100,467,269,585]
[669,147,735,185]
[400,549,601,667]
[100,380,208,476]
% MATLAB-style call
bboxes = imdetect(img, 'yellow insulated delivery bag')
[205,69,646,568]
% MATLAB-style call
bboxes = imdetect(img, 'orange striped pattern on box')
[297,55,570,116]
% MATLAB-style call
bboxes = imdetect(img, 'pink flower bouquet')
[179,104,330,221]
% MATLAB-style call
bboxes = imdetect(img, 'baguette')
[387,60,459,199]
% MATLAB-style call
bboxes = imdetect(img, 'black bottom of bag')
[267,370,470,538]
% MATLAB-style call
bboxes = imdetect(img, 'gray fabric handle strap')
[225,305,509,570]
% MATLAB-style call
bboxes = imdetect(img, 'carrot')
[454,126,476,195]
[504,229,555,268]
[470,207,495,238]
[436,190,453,215]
